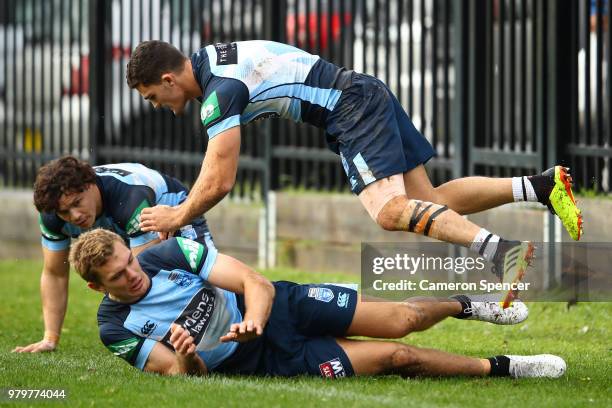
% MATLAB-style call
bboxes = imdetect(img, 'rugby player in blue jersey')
[126,40,582,307]
[12,156,213,353]
[68,228,566,379]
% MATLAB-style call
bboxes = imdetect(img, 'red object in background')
[64,54,89,96]
[286,12,352,51]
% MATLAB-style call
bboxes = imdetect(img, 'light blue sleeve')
[198,244,218,280]
[207,115,241,139]
[134,339,158,371]
[41,237,71,251]
[129,232,160,248]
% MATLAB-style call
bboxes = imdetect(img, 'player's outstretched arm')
[139,126,241,233]
[143,325,208,376]
[12,247,70,353]
[208,253,275,343]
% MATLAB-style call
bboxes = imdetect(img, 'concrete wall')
[0,190,610,273]
[0,190,261,263]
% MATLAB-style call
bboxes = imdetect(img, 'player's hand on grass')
[140,205,183,233]
[170,324,197,357]
[219,320,263,343]
[12,339,56,353]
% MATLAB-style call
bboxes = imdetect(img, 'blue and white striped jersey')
[97,238,241,371]
[192,40,353,139]
[39,163,209,250]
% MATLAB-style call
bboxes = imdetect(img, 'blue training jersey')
[97,238,241,371]
[39,163,209,250]
[192,40,353,139]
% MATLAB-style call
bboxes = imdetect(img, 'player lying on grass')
[127,40,583,306]
[69,228,566,379]
[12,156,214,354]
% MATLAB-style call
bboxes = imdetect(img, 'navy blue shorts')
[213,281,358,379]
[326,73,436,195]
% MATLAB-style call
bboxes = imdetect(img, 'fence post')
[88,0,109,165]
[258,0,287,268]
[452,0,470,178]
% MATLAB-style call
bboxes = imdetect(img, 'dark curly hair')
[126,40,188,88]
[33,156,97,213]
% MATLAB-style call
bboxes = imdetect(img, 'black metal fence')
[1,0,610,198]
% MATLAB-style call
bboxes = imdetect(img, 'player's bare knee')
[385,303,424,338]
[384,344,421,373]
[376,196,409,231]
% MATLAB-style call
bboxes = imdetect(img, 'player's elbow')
[210,177,234,199]
[218,180,235,197]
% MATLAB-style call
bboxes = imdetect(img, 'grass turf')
[0,259,610,407]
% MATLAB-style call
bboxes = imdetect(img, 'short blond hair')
[69,229,124,283]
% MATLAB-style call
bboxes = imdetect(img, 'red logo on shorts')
[319,358,346,379]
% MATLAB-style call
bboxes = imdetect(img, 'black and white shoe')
[452,293,528,325]
[507,354,567,378]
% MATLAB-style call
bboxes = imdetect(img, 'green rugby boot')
[542,166,583,241]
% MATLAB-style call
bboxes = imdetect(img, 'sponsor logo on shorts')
[319,358,346,379]
[308,287,334,303]
[337,292,350,308]
[168,271,194,288]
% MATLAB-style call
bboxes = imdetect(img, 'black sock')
[527,174,554,206]
[487,355,511,376]
[450,295,472,319]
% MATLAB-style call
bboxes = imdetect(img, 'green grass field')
[0,259,610,407]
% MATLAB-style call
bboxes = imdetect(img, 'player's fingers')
[246,320,254,332]
[11,346,24,353]
[239,321,247,334]
[141,207,153,216]
[169,326,184,343]
[219,332,237,343]
[255,323,264,336]
[187,343,196,354]
[158,231,170,241]
[229,323,240,333]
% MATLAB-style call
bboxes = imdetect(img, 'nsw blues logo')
[308,287,334,303]
[168,271,194,288]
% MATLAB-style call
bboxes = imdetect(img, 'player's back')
[193,40,354,138]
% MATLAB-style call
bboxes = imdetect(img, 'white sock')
[470,228,501,262]
[512,177,538,202]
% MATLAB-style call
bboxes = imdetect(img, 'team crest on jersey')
[168,271,194,288]
[319,358,346,379]
[308,287,334,303]
[201,91,221,126]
